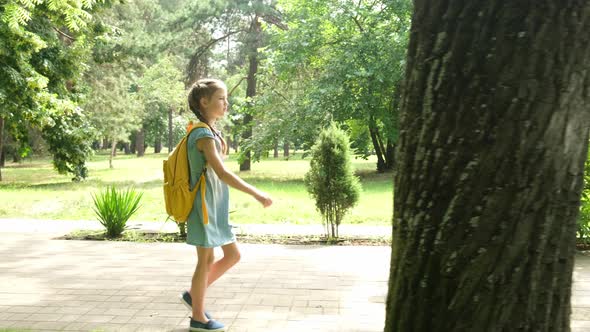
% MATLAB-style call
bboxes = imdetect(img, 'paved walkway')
[0,219,589,332]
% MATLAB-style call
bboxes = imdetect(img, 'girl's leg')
[207,242,241,287]
[191,246,214,323]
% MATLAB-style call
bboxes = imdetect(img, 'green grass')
[0,149,393,225]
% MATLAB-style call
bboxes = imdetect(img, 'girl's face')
[202,88,228,120]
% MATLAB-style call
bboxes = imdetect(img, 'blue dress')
[186,127,235,248]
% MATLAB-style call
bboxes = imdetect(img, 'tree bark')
[273,141,279,158]
[239,16,261,172]
[385,2,590,332]
[136,128,145,157]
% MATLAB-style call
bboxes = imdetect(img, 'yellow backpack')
[163,122,210,224]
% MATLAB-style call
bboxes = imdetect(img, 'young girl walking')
[180,78,272,331]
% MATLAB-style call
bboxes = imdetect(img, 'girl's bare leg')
[207,242,241,286]
[191,246,214,323]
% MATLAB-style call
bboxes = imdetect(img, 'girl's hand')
[255,191,273,208]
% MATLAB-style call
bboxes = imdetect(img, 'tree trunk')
[368,121,386,172]
[168,108,173,153]
[385,140,394,170]
[123,142,130,155]
[12,149,21,163]
[136,128,145,157]
[109,140,116,169]
[102,138,109,150]
[385,2,590,332]
[0,116,3,181]
[239,16,261,172]
[155,136,162,153]
[283,141,290,158]
[273,141,279,158]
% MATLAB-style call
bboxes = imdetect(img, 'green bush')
[304,124,361,238]
[578,149,590,244]
[92,186,143,238]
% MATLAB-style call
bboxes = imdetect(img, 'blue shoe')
[190,318,224,331]
[180,290,212,319]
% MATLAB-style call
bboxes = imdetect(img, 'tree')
[305,124,360,238]
[173,0,285,170]
[137,56,185,153]
[385,2,590,331]
[84,65,142,168]
[260,0,411,171]
[0,0,108,180]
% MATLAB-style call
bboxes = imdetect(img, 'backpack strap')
[188,122,213,225]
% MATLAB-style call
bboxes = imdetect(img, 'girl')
[181,78,272,331]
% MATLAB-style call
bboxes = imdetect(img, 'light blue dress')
[186,127,235,248]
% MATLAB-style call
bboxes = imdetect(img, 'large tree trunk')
[0,116,3,181]
[239,16,261,172]
[273,141,279,158]
[136,128,145,157]
[385,2,590,332]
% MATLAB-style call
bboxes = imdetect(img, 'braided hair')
[187,78,228,154]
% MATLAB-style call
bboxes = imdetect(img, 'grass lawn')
[0,149,393,226]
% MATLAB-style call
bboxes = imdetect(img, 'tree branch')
[53,27,75,41]
[228,77,247,97]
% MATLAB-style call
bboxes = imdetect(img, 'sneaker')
[190,318,225,332]
[180,291,212,319]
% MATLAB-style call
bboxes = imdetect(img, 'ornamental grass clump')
[305,124,361,239]
[92,186,143,238]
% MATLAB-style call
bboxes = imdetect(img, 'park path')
[0,219,588,332]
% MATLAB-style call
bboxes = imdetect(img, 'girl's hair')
[187,78,226,123]
[187,78,228,154]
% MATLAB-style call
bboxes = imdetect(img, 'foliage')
[83,66,142,162]
[255,0,412,170]
[0,0,109,180]
[41,102,95,180]
[91,185,143,238]
[304,124,361,238]
[578,148,590,244]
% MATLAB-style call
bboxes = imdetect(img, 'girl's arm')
[198,138,272,207]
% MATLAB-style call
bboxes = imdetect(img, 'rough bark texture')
[385,2,590,332]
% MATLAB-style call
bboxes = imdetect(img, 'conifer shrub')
[305,124,361,239]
